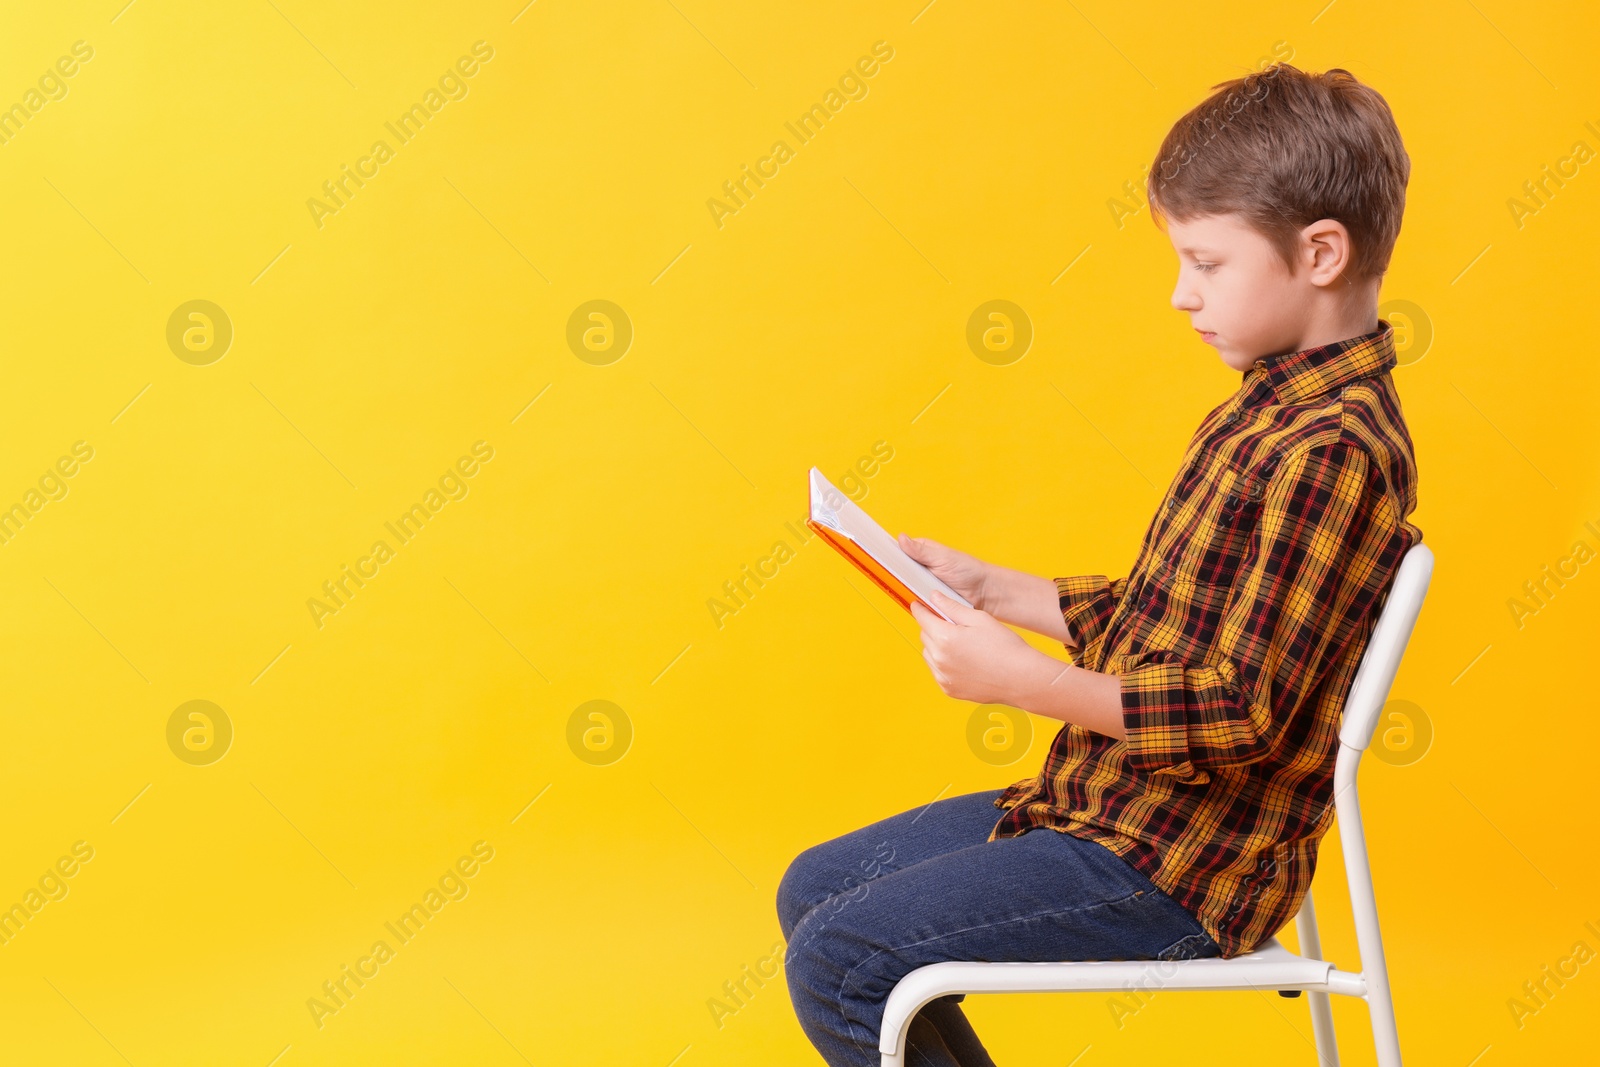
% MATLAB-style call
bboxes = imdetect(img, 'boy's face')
[1165,212,1319,372]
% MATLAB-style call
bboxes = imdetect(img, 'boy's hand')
[909,590,1034,705]
[898,534,990,611]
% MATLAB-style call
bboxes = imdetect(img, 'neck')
[1287,276,1382,354]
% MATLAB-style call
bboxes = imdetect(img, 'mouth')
[1195,328,1217,344]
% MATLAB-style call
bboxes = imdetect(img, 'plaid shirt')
[989,319,1420,959]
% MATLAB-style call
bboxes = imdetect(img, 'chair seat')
[879,936,1353,1057]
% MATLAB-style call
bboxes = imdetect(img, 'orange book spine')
[806,519,928,618]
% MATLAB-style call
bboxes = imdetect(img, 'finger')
[928,589,971,621]
[913,598,949,629]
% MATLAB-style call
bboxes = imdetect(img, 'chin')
[1218,351,1256,373]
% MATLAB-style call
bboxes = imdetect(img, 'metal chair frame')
[879,543,1435,1067]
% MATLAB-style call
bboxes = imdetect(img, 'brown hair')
[1147,63,1410,281]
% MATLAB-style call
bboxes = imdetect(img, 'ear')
[1301,218,1353,288]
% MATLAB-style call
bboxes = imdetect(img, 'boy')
[778,63,1418,1067]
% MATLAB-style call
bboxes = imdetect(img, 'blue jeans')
[777,788,1222,1066]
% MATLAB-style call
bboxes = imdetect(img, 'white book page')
[809,467,972,621]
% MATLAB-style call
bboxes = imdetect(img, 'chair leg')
[1366,967,1403,1067]
[1294,890,1339,1067]
[1334,755,1404,1066]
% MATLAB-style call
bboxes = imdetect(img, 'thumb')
[898,532,923,558]
[929,589,972,619]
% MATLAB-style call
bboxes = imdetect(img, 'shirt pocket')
[1171,456,1273,587]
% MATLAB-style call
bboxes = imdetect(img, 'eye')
[1193,262,1217,273]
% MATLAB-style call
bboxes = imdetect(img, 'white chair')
[880,542,1434,1067]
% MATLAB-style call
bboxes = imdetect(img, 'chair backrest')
[1315,541,1430,1032]
[1337,542,1435,752]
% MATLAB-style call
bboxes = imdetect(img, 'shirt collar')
[1245,319,1397,405]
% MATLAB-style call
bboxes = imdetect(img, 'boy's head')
[1148,64,1410,372]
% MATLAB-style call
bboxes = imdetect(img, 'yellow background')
[0,1,1596,1063]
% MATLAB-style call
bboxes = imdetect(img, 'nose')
[1171,271,1201,313]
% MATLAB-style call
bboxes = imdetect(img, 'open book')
[806,467,973,623]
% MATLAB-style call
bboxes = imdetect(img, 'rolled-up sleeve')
[1118,441,1404,777]
[1055,574,1128,664]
